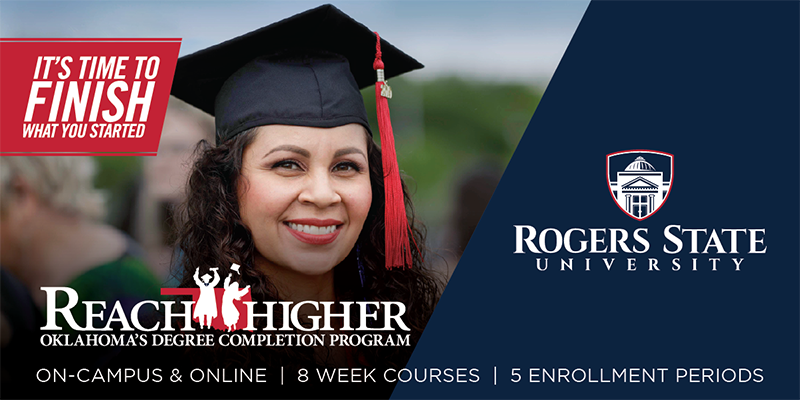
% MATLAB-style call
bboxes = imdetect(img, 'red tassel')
[374,32,412,269]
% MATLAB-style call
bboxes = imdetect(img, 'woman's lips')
[284,218,343,245]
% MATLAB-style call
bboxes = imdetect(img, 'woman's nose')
[297,171,342,208]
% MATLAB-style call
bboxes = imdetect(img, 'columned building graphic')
[609,156,670,219]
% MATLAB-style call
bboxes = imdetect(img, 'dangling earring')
[357,243,366,291]
[356,243,374,327]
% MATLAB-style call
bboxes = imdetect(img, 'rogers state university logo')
[607,150,673,220]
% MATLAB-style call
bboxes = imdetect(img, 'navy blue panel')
[394,1,799,399]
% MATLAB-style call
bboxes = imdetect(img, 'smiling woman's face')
[238,124,372,277]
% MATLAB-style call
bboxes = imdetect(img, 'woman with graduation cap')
[169,4,442,385]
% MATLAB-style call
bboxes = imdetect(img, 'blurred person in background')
[0,156,161,332]
[0,255,42,385]
[133,97,215,285]
[434,163,503,279]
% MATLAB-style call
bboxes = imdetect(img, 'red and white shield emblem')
[606,150,674,220]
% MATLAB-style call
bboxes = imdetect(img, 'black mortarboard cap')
[170,4,423,144]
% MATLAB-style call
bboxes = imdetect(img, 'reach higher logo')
[40,263,409,334]
[513,150,767,272]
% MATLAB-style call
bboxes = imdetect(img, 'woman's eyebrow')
[333,147,366,158]
[264,145,310,158]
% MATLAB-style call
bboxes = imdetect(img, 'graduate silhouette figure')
[192,267,220,328]
[221,270,250,332]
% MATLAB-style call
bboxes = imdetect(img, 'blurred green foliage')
[363,77,541,234]
[93,156,141,229]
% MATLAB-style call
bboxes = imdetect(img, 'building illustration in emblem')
[609,156,670,219]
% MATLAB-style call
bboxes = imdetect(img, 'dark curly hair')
[173,127,442,374]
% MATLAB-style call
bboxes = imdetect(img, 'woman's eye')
[272,160,302,171]
[333,162,361,173]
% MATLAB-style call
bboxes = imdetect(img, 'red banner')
[0,38,181,156]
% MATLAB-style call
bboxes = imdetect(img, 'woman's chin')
[269,251,343,275]
[284,259,338,276]
[255,241,351,276]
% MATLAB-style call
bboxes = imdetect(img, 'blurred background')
[0,1,588,282]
